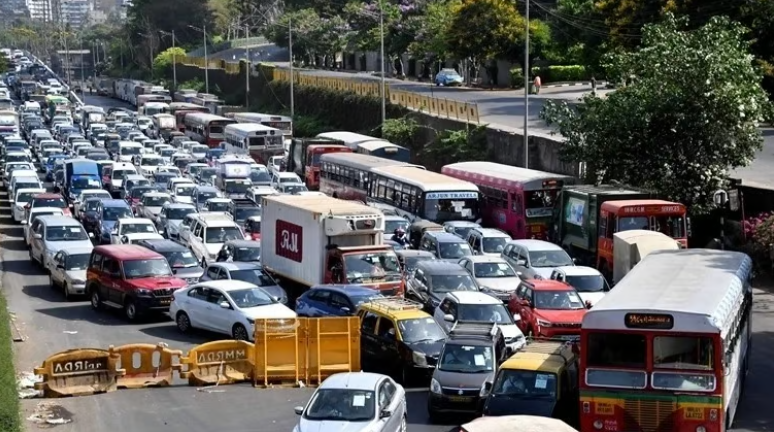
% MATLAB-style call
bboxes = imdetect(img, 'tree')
[408,0,458,62]
[265,9,324,65]
[540,15,771,213]
[153,46,186,78]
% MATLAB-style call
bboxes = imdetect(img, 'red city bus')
[441,162,574,239]
[305,144,352,190]
[319,152,423,201]
[580,250,752,432]
[183,113,236,148]
[171,104,210,132]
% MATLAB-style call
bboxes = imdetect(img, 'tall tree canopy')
[541,15,771,213]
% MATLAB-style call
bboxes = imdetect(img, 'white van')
[116,141,143,163]
[109,162,137,194]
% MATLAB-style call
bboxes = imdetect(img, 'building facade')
[59,0,90,29]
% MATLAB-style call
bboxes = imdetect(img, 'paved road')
[4,94,454,432]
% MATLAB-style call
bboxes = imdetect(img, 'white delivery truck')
[612,230,680,284]
[261,194,403,295]
[215,157,253,199]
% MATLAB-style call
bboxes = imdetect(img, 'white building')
[27,0,53,21]
[60,0,89,29]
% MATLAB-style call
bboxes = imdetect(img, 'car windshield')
[235,207,261,222]
[397,317,446,343]
[45,226,89,241]
[206,202,230,212]
[474,262,516,278]
[143,195,170,206]
[429,274,477,293]
[121,146,141,155]
[72,177,101,189]
[81,192,109,200]
[175,186,195,196]
[162,250,198,268]
[439,344,494,372]
[103,207,132,220]
[482,237,508,254]
[32,197,66,208]
[167,207,195,220]
[200,168,217,178]
[113,169,134,179]
[438,242,473,259]
[279,176,299,184]
[304,389,375,422]
[227,287,275,308]
[344,252,402,283]
[131,187,155,199]
[123,259,172,279]
[233,246,262,262]
[191,146,208,154]
[225,181,250,194]
[160,149,174,156]
[122,223,156,234]
[492,370,557,398]
[188,165,204,175]
[65,253,91,271]
[230,269,276,287]
[528,250,573,267]
[534,290,586,310]
[141,158,163,166]
[385,219,409,234]
[197,192,218,203]
[284,185,308,194]
[6,154,28,162]
[458,303,513,324]
[16,192,38,203]
[403,256,435,273]
[205,226,243,243]
[174,158,193,169]
[566,275,606,292]
[86,153,108,160]
[30,211,60,221]
[250,170,271,183]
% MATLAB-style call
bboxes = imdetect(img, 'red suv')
[508,279,589,339]
[87,245,187,321]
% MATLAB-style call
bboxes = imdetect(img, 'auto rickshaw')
[408,220,443,249]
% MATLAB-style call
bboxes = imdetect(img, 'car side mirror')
[88,232,95,238]
[20,220,26,225]
[572,258,578,264]
[340,306,350,313]
[380,409,392,419]
[172,268,178,274]
[513,313,521,322]
[443,314,454,322]
[483,381,493,392]
[33,233,42,239]
[56,263,64,269]
[219,301,231,309]
[294,406,304,415]
[516,259,527,266]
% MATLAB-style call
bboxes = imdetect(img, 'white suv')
[184,212,245,266]
[433,291,525,352]
[465,227,512,256]
[500,239,575,279]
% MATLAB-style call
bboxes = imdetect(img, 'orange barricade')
[109,343,183,389]
[253,318,304,387]
[305,317,361,385]
[34,348,121,397]
[179,340,255,386]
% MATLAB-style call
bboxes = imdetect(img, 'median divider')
[32,317,360,398]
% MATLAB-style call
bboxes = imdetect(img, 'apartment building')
[27,0,53,22]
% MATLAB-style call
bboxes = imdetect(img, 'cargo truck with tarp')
[261,194,403,294]
[553,185,688,279]
[612,230,680,284]
[286,138,350,190]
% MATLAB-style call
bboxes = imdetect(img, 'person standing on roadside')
[533,75,542,94]
[591,75,597,96]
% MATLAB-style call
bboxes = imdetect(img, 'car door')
[102,257,123,304]
[328,292,353,316]
[200,265,222,282]
[301,289,330,317]
[378,379,403,431]
[359,310,380,366]
[185,286,213,329]
[375,317,401,375]
[434,298,456,333]
[51,251,66,285]
[29,219,43,259]
[189,222,204,259]
[206,288,233,334]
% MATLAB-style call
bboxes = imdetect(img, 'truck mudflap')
[253,317,361,387]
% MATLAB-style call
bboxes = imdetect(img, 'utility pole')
[203,25,209,94]
[244,26,250,108]
[171,31,177,92]
[79,38,85,86]
[289,18,294,118]
[379,1,386,126]
[63,31,70,85]
[523,0,530,168]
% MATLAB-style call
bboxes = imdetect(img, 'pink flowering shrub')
[744,212,774,240]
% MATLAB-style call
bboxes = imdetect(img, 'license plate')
[595,403,614,415]
[447,396,472,403]
[684,408,704,420]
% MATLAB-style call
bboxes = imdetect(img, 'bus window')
[587,333,646,368]
[653,335,714,370]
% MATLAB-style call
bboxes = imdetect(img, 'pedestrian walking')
[533,75,541,94]
[591,75,597,96]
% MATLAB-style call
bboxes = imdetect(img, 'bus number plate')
[684,408,704,421]
[595,403,614,415]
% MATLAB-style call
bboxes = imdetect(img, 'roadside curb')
[543,81,607,88]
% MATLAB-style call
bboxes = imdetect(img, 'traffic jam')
[0,58,753,432]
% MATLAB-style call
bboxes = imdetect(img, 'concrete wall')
[173,63,575,178]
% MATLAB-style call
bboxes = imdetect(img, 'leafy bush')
[510,65,589,85]
[179,79,205,92]
[152,47,187,80]
[293,114,337,137]
[381,117,419,147]
[0,292,21,432]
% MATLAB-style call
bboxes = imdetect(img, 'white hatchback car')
[170,280,296,341]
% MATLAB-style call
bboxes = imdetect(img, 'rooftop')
[319,372,386,390]
[93,244,164,260]
[506,239,563,251]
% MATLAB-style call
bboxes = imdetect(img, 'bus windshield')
[424,192,479,223]
[524,189,558,218]
[617,215,686,238]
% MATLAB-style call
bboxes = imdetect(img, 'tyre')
[90,288,103,310]
[124,300,138,321]
[63,283,71,301]
[232,323,249,341]
[400,415,407,432]
[176,312,192,333]
[49,275,56,289]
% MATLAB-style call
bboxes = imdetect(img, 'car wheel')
[90,289,103,310]
[63,283,71,301]
[400,414,408,432]
[176,312,192,333]
[232,323,249,341]
[49,275,56,289]
[124,300,138,321]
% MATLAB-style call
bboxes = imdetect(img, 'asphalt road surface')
[4,94,773,432]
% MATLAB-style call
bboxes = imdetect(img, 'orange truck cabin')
[579,249,752,432]
[305,145,352,190]
[596,200,687,275]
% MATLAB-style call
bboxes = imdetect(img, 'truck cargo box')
[613,230,679,284]
[261,195,385,287]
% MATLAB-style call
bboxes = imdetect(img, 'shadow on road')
[3,259,46,277]
[138,323,213,345]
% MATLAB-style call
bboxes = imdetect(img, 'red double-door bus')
[183,113,236,148]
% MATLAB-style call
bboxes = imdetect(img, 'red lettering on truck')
[276,220,303,262]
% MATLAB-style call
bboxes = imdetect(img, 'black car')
[136,239,204,284]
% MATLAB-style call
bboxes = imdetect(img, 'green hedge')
[0,292,21,432]
[510,65,589,86]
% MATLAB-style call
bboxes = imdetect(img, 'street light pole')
[160,30,177,92]
[379,1,386,126]
[523,0,530,168]
[289,18,294,118]
[203,25,209,94]
[244,26,250,108]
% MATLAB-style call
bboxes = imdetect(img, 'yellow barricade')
[467,104,480,123]
[305,317,361,385]
[109,343,183,389]
[34,348,121,398]
[179,340,255,387]
[253,318,304,387]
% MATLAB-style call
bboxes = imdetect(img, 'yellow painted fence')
[33,317,361,398]
[177,56,480,123]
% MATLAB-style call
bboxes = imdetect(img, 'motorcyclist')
[391,228,408,246]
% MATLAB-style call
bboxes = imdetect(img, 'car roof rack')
[363,297,423,313]
[448,321,503,341]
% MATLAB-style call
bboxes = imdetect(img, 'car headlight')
[537,318,552,328]
[136,289,152,296]
[430,378,442,394]
[412,351,428,367]
[71,278,86,285]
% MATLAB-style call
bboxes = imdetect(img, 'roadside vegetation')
[0,292,21,432]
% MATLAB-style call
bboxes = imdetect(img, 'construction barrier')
[32,318,360,398]
[177,56,480,123]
